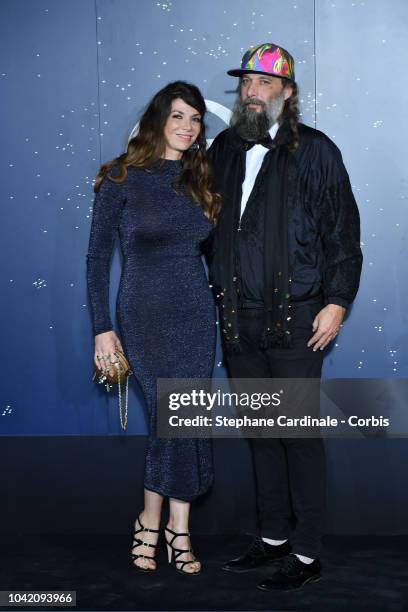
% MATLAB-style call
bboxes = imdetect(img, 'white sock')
[294,553,315,564]
[262,537,288,546]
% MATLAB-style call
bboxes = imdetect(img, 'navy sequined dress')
[86,159,216,501]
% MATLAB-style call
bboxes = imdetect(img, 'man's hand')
[307,304,346,352]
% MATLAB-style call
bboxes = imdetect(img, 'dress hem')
[143,479,213,502]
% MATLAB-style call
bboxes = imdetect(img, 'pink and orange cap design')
[227,43,295,82]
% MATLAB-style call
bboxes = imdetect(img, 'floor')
[0,534,407,611]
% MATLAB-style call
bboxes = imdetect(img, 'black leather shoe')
[257,553,321,591]
[222,537,291,573]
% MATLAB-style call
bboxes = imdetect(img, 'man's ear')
[283,81,294,101]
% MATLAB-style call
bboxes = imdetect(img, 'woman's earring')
[189,141,199,151]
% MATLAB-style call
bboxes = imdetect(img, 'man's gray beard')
[230,91,285,141]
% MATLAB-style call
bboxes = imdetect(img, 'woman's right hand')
[94,330,124,377]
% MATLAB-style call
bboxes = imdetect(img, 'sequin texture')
[86,159,216,500]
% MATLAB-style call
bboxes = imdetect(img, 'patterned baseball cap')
[227,42,295,82]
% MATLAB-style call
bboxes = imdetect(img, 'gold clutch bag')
[92,349,132,430]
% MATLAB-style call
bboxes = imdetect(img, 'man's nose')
[247,82,259,97]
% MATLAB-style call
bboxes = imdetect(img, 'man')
[207,43,362,591]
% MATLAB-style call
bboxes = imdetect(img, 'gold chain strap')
[117,355,129,431]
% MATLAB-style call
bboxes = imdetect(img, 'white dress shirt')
[240,122,279,219]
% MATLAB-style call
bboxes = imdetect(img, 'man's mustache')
[243,97,266,109]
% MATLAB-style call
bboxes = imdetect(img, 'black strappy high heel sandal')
[164,525,201,575]
[131,515,160,572]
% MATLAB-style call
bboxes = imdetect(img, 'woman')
[86,81,220,574]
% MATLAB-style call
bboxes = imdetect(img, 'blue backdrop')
[1,0,407,437]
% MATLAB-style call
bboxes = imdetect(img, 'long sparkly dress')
[86,160,216,500]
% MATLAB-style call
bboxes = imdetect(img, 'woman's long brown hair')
[94,81,221,222]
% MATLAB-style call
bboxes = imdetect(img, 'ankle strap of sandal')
[165,526,190,537]
[136,515,160,533]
